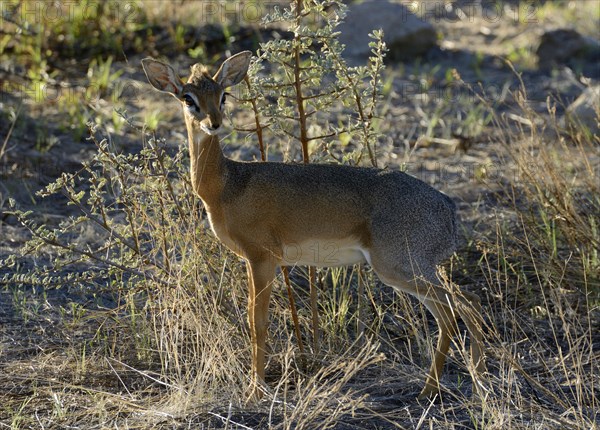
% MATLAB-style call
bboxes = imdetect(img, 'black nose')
[211,123,220,129]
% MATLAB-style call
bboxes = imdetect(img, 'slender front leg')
[246,259,276,402]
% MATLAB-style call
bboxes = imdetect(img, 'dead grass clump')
[471,81,600,428]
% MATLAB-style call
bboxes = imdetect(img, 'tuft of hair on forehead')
[188,63,213,84]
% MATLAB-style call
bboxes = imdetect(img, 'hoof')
[418,384,441,400]
[245,382,267,404]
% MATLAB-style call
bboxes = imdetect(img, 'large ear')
[213,51,252,88]
[141,58,183,96]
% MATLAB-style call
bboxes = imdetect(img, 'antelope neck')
[187,127,226,204]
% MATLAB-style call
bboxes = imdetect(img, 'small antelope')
[142,52,485,401]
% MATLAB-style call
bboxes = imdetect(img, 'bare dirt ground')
[1,1,599,428]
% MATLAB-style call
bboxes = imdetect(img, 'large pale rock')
[562,85,600,134]
[339,1,437,61]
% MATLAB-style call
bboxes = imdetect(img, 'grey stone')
[338,1,437,61]
[536,28,597,69]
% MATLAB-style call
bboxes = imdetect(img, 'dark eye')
[183,94,195,108]
[221,92,229,105]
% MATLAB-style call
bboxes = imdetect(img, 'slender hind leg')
[419,295,458,399]
[419,285,485,398]
[458,290,486,391]
[374,266,485,398]
[462,292,484,360]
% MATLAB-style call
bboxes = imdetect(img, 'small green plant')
[87,56,124,99]
[187,45,206,60]
[505,45,536,69]
[10,396,33,429]
[171,23,187,51]
[319,267,356,344]
[56,94,91,141]
[144,110,163,132]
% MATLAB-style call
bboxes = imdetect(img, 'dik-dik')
[142,51,485,401]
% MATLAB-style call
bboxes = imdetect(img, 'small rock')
[338,1,437,61]
[536,28,596,69]
[563,85,600,134]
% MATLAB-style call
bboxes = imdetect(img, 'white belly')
[281,239,368,267]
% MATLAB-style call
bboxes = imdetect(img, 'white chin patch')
[200,123,219,136]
